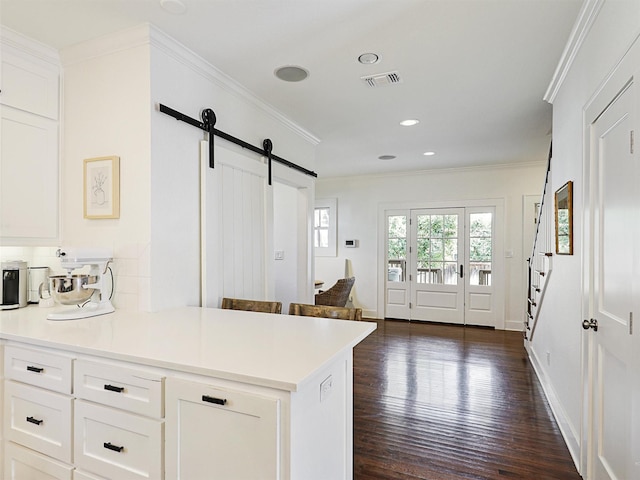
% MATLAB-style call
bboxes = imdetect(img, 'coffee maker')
[1,261,28,310]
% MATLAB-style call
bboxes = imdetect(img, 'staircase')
[525,145,553,341]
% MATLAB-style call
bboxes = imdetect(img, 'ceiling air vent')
[361,71,402,88]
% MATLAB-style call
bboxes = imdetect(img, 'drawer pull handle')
[104,442,124,453]
[202,395,227,405]
[26,416,43,426]
[27,366,44,373]
[104,384,125,393]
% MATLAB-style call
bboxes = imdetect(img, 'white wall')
[315,162,546,325]
[31,24,319,312]
[60,27,152,311]
[148,26,317,311]
[273,182,299,312]
[530,0,640,472]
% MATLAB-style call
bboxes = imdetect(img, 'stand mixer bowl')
[49,275,97,305]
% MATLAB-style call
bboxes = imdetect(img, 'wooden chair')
[221,297,282,314]
[314,277,355,307]
[289,303,362,321]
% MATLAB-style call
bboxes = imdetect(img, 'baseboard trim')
[525,342,582,476]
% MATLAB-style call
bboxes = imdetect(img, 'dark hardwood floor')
[353,320,582,480]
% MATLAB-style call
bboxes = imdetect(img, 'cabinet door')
[165,377,280,480]
[0,47,59,120]
[0,107,58,242]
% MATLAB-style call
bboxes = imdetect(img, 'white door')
[385,211,410,319]
[587,81,638,480]
[385,207,495,326]
[411,208,465,324]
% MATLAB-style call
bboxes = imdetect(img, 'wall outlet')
[274,250,284,260]
[320,375,333,402]
[546,351,551,366]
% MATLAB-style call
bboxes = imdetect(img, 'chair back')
[289,303,362,321]
[314,277,355,307]
[221,297,282,314]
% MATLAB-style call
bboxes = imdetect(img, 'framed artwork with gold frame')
[554,180,573,255]
[83,156,120,219]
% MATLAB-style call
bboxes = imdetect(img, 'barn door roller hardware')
[159,104,317,185]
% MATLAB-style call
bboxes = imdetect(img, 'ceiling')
[1,0,582,178]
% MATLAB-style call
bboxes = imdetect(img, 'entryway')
[384,206,497,327]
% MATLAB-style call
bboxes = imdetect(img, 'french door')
[385,207,495,326]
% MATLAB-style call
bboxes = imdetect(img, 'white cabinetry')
[72,359,164,480]
[4,442,72,480]
[0,30,60,244]
[3,345,74,480]
[74,401,163,480]
[165,377,281,479]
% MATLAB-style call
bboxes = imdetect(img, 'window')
[314,198,337,256]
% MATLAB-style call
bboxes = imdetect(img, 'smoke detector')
[361,71,402,88]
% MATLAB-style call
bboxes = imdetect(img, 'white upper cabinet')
[0,31,60,244]
[1,46,59,120]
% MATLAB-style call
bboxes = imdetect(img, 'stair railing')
[525,143,553,341]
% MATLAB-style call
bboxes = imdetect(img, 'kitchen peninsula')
[0,306,375,480]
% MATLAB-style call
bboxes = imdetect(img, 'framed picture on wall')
[83,155,120,219]
[554,180,573,255]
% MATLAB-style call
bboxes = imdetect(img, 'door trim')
[377,198,505,328]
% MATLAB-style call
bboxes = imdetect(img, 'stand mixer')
[47,248,115,321]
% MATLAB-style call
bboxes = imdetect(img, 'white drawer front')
[4,345,73,394]
[4,442,73,480]
[4,381,73,463]
[74,400,163,480]
[74,469,108,480]
[74,359,164,418]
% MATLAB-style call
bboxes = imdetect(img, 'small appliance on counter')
[47,247,115,321]
[1,261,28,310]
[28,266,50,304]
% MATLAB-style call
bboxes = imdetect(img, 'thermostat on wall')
[345,239,358,248]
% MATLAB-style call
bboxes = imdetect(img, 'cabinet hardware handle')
[104,442,124,453]
[104,384,125,393]
[26,416,43,426]
[26,366,44,373]
[202,395,227,405]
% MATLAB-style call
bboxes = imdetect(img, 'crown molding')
[59,23,151,67]
[318,160,547,183]
[58,22,319,146]
[544,0,605,104]
[0,25,60,65]
[148,26,320,146]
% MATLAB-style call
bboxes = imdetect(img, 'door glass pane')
[469,213,492,286]
[388,215,406,282]
[416,214,458,285]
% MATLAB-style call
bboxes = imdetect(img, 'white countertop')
[0,306,376,392]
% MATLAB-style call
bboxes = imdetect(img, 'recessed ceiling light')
[358,53,380,65]
[400,119,420,126]
[274,65,309,82]
[160,0,187,14]
[378,155,396,160]
[423,151,436,156]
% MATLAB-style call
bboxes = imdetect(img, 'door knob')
[582,318,598,332]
